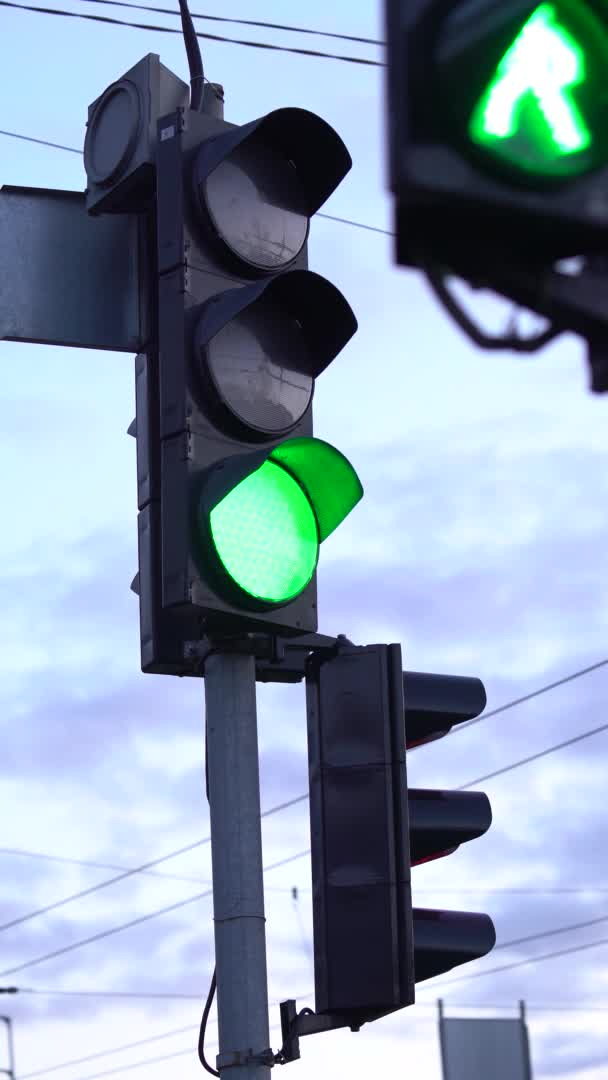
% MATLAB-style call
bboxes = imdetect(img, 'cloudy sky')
[1,2,608,1079]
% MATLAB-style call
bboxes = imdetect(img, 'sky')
[1,2,608,1080]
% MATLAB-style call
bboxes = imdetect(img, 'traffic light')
[305,642,495,1028]
[85,57,363,674]
[148,101,362,670]
[385,0,608,270]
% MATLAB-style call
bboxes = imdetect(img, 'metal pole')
[204,651,272,1080]
[0,1016,15,1080]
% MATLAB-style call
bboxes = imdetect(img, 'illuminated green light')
[470,3,592,174]
[209,459,318,604]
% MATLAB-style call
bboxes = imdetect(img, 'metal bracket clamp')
[213,997,367,1071]
[275,1000,370,1065]
[216,1048,280,1071]
[185,631,355,682]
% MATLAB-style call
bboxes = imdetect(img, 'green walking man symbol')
[470,3,592,173]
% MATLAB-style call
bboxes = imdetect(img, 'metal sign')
[439,1000,533,1080]
[0,186,148,352]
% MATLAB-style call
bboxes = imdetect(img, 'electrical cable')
[419,935,608,991]
[198,967,218,1077]
[7,919,608,1075]
[495,912,608,952]
[457,719,608,791]
[0,122,586,359]
[33,1025,284,1080]
[177,0,204,111]
[0,129,393,240]
[2,698,603,946]
[1,659,607,951]
[69,0,383,45]
[0,846,300,894]
[198,705,218,1078]
[0,849,308,977]
[10,933,608,1075]
[18,1023,198,1077]
[3,986,200,1000]
[12,998,608,1080]
[0,793,308,934]
[0,0,382,65]
[2,849,607,895]
[0,129,82,153]
[0,845,212,885]
[456,657,608,733]
[1,113,608,1012]
[0,851,206,934]
[0,118,591,363]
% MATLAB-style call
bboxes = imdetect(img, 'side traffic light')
[305,642,495,1027]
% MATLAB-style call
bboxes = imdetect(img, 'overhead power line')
[0,846,213,886]
[458,719,608,791]
[17,988,312,1079]
[0,850,309,977]
[3,849,607,895]
[0,836,214,934]
[14,997,608,1080]
[495,912,608,952]
[33,1020,278,1080]
[62,1045,210,1080]
[458,657,608,733]
[1,117,608,984]
[0,0,383,65]
[0,130,393,238]
[4,886,608,1005]
[4,986,201,1000]
[4,886,608,989]
[8,921,608,1076]
[0,845,295,893]
[0,129,82,154]
[441,1002,608,1012]
[0,793,307,934]
[4,710,606,941]
[420,936,608,991]
[19,1023,201,1079]
[1,660,607,950]
[70,0,383,45]
[17,955,608,1080]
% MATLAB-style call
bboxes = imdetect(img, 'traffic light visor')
[193,108,352,271]
[203,438,363,606]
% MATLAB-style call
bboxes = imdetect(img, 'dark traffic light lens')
[202,138,309,271]
[203,303,313,436]
[437,0,608,182]
[209,459,319,603]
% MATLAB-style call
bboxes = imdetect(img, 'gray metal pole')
[204,651,272,1080]
[0,1016,15,1080]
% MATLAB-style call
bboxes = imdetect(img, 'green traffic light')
[209,459,319,604]
[203,437,363,609]
[468,1,608,179]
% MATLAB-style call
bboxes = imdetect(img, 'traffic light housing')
[84,56,364,674]
[147,104,362,671]
[385,0,608,271]
[84,53,189,215]
[305,642,495,1027]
